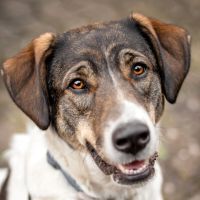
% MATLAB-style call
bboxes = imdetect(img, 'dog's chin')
[86,142,158,185]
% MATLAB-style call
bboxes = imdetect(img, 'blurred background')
[0,0,199,199]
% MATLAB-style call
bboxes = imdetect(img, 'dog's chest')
[4,126,162,200]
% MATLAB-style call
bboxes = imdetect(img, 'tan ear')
[131,13,191,103]
[2,33,55,129]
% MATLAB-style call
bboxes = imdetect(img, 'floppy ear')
[2,33,55,130]
[131,13,191,103]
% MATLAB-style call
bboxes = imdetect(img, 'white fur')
[2,122,162,200]
[6,133,31,200]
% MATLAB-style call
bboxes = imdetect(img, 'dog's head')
[2,13,190,185]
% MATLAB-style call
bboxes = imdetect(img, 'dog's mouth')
[86,142,158,185]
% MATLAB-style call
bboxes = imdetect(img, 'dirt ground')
[0,0,200,199]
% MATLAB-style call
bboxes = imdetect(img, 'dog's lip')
[86,141,158,184]
[113,164,155,185]
[86,141,116,175]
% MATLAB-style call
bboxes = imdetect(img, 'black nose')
[112,122,150,155]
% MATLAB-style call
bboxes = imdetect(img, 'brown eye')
[69,79,86,90]
[131,63,147,76]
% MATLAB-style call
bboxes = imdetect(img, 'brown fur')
[2,33,55,129]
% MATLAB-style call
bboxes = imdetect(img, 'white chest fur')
[5,125,163,200]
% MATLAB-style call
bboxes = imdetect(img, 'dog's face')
[47,18,164,185]
[2,13,191,186]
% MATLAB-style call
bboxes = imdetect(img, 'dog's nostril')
[138,131,150,145]
[115,138,131,149]
[112,122,150,155]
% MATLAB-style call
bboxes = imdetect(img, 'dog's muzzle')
[86,120,158,185]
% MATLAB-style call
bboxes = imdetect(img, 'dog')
[0,12,191,200]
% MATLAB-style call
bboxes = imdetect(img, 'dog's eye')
[69,79,87,90]
[131,63,147,77]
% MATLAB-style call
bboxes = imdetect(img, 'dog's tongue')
[122,160,145,170]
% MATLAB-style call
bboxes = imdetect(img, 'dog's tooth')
[117,161,150,175]
[140,166,144,171]
[134,170,140,174]
[129,170,134,174]
[125,169,130,174]
[135,169,140,174]
[132,170,137,174]
[137,168,142,173]
[140,166,145,172]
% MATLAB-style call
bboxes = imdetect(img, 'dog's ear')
[2,33,55,130]
[131,13,191,103]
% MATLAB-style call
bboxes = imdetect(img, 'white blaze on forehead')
[105,45,126,101]
[105,48,125,101]
[107,66,125,100]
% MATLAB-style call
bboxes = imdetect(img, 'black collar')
[47,151,83,192]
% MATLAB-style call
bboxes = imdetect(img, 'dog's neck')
[45,129,140,200]
[46,151,84,192]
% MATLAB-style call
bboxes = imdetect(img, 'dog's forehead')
[65,20,137,47]
[53,18,153,61]
[48,18,156,84]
